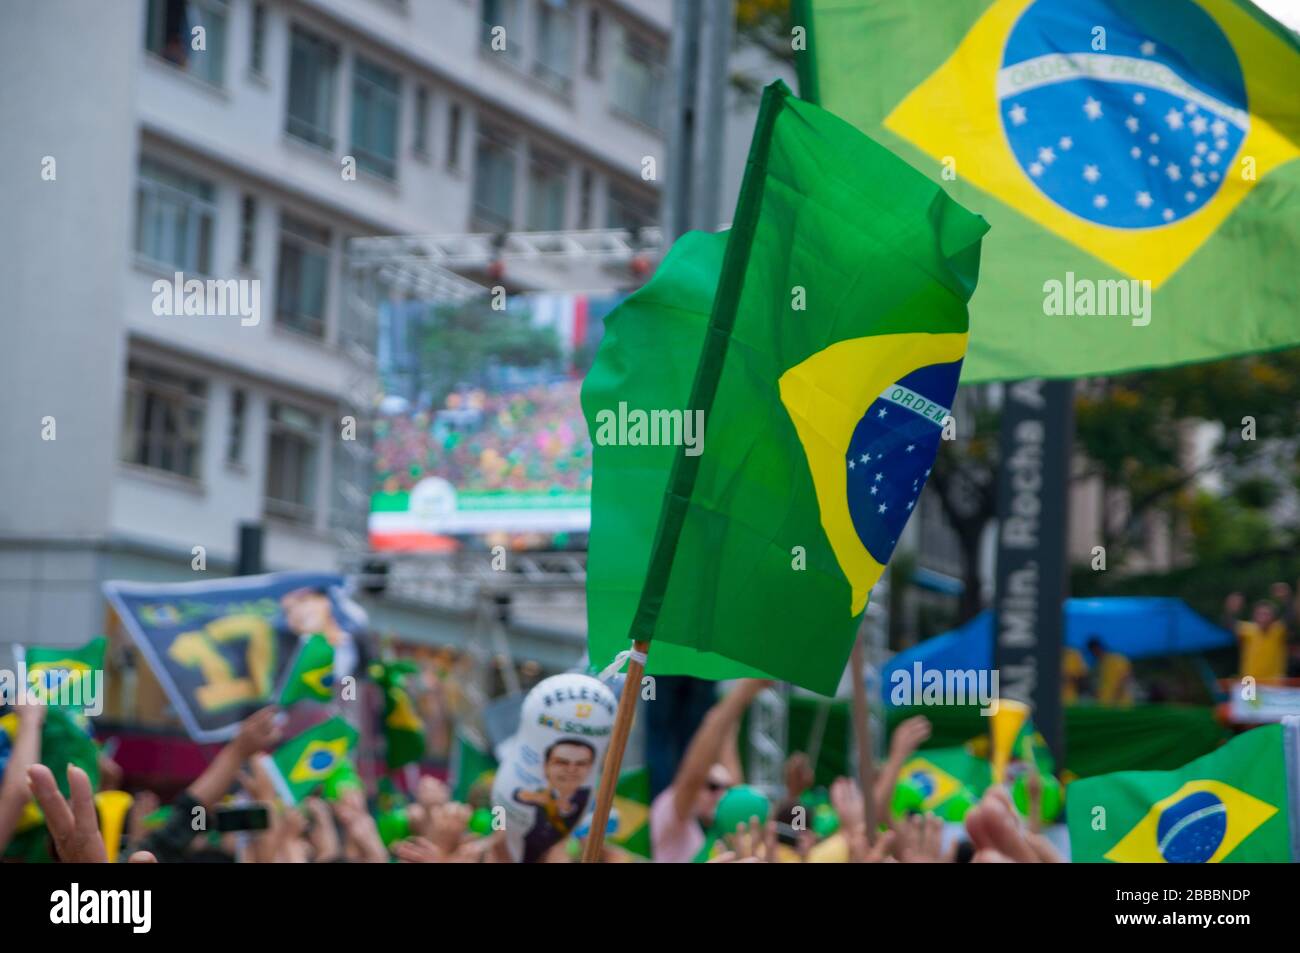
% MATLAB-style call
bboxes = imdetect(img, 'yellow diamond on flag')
[289,738,350,785]
[1104,779,1277,863]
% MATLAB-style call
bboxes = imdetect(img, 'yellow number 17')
[167,614,275,712]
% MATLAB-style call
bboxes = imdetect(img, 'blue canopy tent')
[882,597,1232,703]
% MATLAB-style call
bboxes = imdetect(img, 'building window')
[227,387,246,465]
[351,56,401,180]
[585,7,601,77]
[447,103,463,170]
[612,28,664,129]
[266,401,320,521]
[481,0,525,62]
[239,193,257,268]
[534,0,574,94]
[120,361,206,479]
[472,124,516,228]
[527,150,567,231]
[249,1,267,77]
[286,27,339,150]
[135,157,216,274]
[607,184,657,232]
[413,86,430,157]
[144,0,228,86]
[276,214,331,339]
[577,168,593,228]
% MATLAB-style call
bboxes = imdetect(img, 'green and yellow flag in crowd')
[582,81,988,693]
[894,747,991,821]
[1067,723,1294,862]
[265,716,358,805]
[19,636,105,710]
[370,660,426,770]
[279,634,335,705]
[795,0,1300,379]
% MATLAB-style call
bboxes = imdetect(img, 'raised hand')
[27,764,156,864]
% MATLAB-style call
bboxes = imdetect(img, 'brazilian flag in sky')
[796,0,1300,380]
[279,634,335,705]
[266,716,358,804]
[582,81,988,693]
[1067,723,1293,862]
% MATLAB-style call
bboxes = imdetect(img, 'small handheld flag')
[264,716,358,805]
[279,634,336,705]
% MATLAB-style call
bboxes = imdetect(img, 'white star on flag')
[1038,146,1056,164]
[1130,146,1141,159]
[906,444,915,452]
[1058,136,1073,150]
[877,407,887,419]
[1125,115,1139,132]
[1029,161,1044,178]
[1196,141,1209,155]
[1133,92,1146,105]
[1185,191,1196,202]
[1208,152,1220,165]
[848,460,855,470]
[1165,109,1184,130]
[875,473,883,482]
[1191,155,1202,168]
[1084,97,1103,120]
[870,485,878,496]
[1210,170,1220,182]
[878,503,887,514]
[906,500,914,510]
[1148,155,1160,166]
[1185,102,1198,114]
[1166,163,1181,181]
[860,454,868,464]
[1094,195,1109,208]
[1008,103,1028,126]
[1190,115,1208,135]
[1192,172,1207,187]
[1216,138,1229,151]
[1211,119,1228,138]
[1162,208,1174,221]
[1136,191,1153,208]
[1140,40,1156,55]
[1148,133,1160,144]
[1083,164,1101,183]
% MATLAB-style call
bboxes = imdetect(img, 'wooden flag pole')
[581,640,649,863]
[850,634,878,843]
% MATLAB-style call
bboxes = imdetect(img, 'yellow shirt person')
[1236,618,1288,682]
[1224,595,1291,683]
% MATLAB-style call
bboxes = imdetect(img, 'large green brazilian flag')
[796,0,1300,381]
[582,82,988,693]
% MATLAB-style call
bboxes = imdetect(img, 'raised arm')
[671,679,771,821]
[0,704,44,852]
[189,706,282,808]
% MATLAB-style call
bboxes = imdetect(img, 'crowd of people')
[6,583,1294,865]
[373,382,591,497]
[0,675,1066,864]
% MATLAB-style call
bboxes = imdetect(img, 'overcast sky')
[1254,0,1300,30]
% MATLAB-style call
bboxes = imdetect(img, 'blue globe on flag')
[998,0,1248,229]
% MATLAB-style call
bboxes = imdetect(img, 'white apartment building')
[0,0,670,663]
